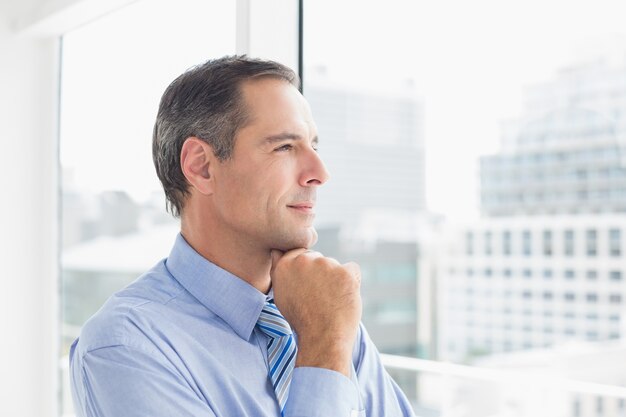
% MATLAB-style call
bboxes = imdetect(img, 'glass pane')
[59,1,235,415]
[305,0,626,414]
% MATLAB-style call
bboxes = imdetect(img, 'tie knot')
[256,300,293,339]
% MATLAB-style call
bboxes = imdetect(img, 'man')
[70,56,416,417]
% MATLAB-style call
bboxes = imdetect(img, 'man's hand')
[270,249,362,378]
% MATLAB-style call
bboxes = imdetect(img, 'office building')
[481,57,626,217]
[440,215,626,362]
[440,55,626,363]
[305,76,426,227]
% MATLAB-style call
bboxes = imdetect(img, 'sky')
[61,0,626,221]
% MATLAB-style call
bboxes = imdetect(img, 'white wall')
[0,5,59,417]
[0,0,130,415]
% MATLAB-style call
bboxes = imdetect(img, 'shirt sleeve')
[283,323,416,417]
[353,323,417,417]
[70,341,215,417]
[284,366,362,417]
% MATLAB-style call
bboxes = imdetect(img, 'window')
[522,230,532,256]
[586,229,598,256]
[610,228,621,256]
[542,230,552,256]
[610,271,622,281]
[610,294,622,304]
[586,293,598,303]
[19,1,626,417]
[466,231,474,255]
[564,229,575,256]
[484,231,492,255]
[60,2,237,414]
[502,230,512,255]
[573,397,582,417]
[304,0,626,412]
[586,270,598,280]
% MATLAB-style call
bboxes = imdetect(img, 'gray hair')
[152,55,300,217]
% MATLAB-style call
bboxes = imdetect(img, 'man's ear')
[180,137,216,196]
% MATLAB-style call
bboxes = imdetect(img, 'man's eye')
[275,144,293,152]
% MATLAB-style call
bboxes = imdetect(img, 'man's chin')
[274,227,318,251]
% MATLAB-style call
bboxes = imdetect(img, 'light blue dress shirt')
[70,233,416,417]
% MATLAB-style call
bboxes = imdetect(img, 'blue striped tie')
[256,299,298,416]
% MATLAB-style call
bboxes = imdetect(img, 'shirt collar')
[165,233,267,341]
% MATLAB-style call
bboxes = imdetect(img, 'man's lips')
[287,202,315,213]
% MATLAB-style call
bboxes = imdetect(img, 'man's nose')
[300,148,330,187]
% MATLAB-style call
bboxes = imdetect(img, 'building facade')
[441,54,626,366]
[481,57,626,217]
[440,215,626,362]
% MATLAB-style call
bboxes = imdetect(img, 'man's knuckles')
[271,251,361,296]
[342,262,362,284]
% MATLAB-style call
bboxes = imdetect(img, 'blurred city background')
[58,1,626,416]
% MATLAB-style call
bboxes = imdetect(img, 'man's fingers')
[298,250,324,260]
[275,248,323,263]
[270,248,322,273]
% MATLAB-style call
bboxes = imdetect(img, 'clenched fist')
[270,249,362,377]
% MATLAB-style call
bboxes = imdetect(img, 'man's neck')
[180,220,272,295]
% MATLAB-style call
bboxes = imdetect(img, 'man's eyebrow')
[263,133,319,145]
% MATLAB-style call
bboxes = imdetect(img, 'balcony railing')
[61,354,626,417]
[380,354,626,417]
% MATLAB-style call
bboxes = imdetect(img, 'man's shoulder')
[74,259,190,354]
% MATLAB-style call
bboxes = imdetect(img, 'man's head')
[153,56,329,251]
[153,56,299,217]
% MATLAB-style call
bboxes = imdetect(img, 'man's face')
[209,77,329,252]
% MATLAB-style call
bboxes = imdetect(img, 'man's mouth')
[287,202,315,213]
